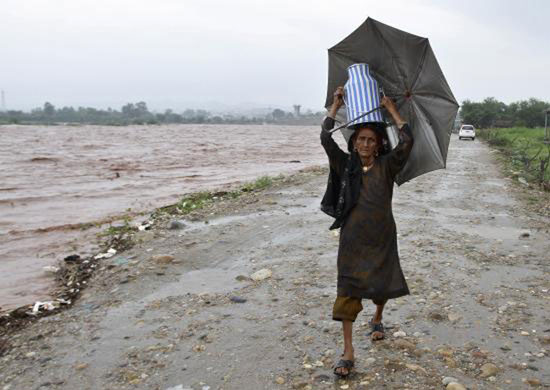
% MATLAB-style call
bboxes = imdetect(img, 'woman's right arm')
[320,87,347,174]
[381,96,414,178]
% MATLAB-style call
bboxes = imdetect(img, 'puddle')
[451,223,523,241]
[431,206,477,218]
[478,264,538,290]
[171,267,241,295]
[183,197,320,231]
[184,214,253,230]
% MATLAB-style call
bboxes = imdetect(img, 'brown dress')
[337,154,408,299]
[328,125,414,301]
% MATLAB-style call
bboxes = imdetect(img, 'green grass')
[97,215,135,237]
[154,175,277,217]
[178,191,217,214]
[240,175,273,192]
[478,127,550,184]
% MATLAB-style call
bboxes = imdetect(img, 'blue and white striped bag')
[344,63,384,126]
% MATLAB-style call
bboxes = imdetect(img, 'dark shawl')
[320,117,413,229]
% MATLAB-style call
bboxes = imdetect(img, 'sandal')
[368,320,385,341]
[333,359,354,377]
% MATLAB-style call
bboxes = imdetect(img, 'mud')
[1,136,549,390]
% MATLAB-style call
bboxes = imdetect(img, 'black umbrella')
[325,17,459,185]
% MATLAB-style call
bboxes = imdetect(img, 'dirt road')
[1,136,549,390]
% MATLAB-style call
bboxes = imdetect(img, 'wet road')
[1,135,549,389]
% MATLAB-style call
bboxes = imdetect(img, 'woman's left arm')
[382,97,414,177]
[320,87,348,175]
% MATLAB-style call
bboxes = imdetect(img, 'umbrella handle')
[328,106,383,133]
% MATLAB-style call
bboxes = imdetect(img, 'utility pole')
[0,90,5,112]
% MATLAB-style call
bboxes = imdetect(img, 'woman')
[320,87,413,377]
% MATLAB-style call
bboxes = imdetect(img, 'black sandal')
[368,320,385,340]
[333,359,354,377]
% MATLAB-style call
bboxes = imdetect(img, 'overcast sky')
[1,0,549,112]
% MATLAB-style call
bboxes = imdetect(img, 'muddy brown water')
[0,124,339,312]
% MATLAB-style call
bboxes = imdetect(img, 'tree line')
[3,98,548,128]
[0,102,324,126]
[460,97,549,128]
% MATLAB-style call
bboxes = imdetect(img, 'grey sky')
[1,0,549,112]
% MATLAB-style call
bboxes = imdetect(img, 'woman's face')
[353,127,379,159]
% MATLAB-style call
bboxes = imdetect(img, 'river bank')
[0,123,329,311]
[0,173,299,332]
[1,136,549,390]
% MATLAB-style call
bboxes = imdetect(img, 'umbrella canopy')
[325,17,459,185]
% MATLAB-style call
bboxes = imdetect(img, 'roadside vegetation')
[153,175,275,218]
[477,127,550,189]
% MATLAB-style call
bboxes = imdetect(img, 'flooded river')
[0,123,334,311]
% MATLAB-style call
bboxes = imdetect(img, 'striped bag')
[344,63,384,126]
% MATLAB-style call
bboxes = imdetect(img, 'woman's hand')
[329,86,345,118]
[381,96,398,114]
[381,96,406,129]
[332,86,345,109]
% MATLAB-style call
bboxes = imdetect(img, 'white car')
[458,125,476,140]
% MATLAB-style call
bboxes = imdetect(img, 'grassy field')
[478,127,550,186]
